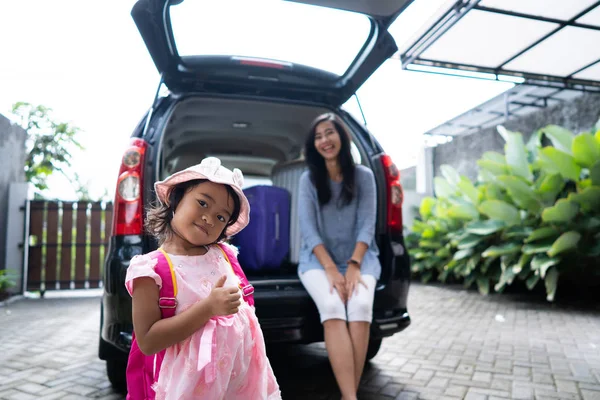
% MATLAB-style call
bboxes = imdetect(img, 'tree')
[12,102,84,193]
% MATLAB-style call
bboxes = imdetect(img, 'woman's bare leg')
[348,321,370,391]
[323,319,357,400]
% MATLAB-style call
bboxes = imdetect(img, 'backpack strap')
[150,248,178,319]
[217,243,255,307]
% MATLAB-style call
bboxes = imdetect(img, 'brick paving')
[1,283,599,399]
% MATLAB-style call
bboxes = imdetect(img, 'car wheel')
[106,356,128,394]
[365,338,382,361]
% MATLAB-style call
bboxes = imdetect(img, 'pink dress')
[125,245,282,400]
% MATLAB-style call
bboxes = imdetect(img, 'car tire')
[365,338,382,361]
[106,356,128,394]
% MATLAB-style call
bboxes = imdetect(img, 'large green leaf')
[542,199,579,223]
[541,125,574,154]
[482,242,521,258]
[457,234,485,250]
[495,264,518,292]
[590,161,600,186]
[497,175,542,213]
[515,253,533,273]
[547,231,581,257]
[526,274,540,290]
[526,129,542,157]
[448,203,479,220]
[435,246,451,258]
[531,254,560,277]
[538,147,581,181]
[502,226,533,240]
[482,151,506,163]
[478,169,497,183]
[483,183,508,201]
[466,254,481,275]
[535,173,565,203]
[412,251,429,260]
[499,127,533,181]
[477,159,509,176]
[419,240,443,250]
[476,276,490,295]
[419,197,436,219]
[411,220,428,234]
[568,186,600,213]
[440,165,461,188]
[572,132,600,167]
[545,267,559,302]
[577,179,593,191]
[421,228,437,239]
[434,203,450,219]
[453,248,474,261]
[525,227,560,243]
[457,176,479,205]
[479,200,521,225]
[522,241,553,255]
[434,177,455,198]
[465,219,506,235]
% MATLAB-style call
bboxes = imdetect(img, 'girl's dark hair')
[304,113,356,206]
[145,179,241,245]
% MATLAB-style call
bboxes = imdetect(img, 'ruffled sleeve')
[125,254,162,296]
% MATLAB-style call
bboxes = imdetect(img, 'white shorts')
[299,269,377,323]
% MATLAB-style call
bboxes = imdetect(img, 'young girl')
[125,157,281,400]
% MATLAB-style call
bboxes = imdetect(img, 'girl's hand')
[325,267,347,303]
[207,275,241,316]
[345,264,367,299]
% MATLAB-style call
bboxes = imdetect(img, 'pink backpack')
[125,244,254,400]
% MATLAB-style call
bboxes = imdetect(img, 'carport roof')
[398,0,600,90]
[423,84,585,137]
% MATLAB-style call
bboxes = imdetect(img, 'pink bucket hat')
[154,157,250,237]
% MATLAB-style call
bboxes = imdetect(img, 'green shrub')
[0,270,16,294]
[408,123,600,301]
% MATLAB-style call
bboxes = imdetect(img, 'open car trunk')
[157,96,368,278]
[132,0,412,107]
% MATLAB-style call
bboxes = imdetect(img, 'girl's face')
[314,121,342,161]
[171,181,235,246]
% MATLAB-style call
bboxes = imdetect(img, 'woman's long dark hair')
[304,113,355,206]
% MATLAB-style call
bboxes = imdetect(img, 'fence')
[26,200,112,293]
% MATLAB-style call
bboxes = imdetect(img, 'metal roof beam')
[482,1,600,70]
[400,0,481,68]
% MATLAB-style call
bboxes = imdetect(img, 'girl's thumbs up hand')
[207,275,241,316]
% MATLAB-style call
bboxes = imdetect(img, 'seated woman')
[298,113,381,400]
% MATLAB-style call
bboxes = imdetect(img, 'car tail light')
[112,138,147,236]
[381,154,404,234]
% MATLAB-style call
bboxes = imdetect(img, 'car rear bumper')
[100,234,411,355]
[101,281,410,355]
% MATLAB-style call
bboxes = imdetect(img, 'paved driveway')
[1,284,599,400]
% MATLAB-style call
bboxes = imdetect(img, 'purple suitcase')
[233,185,291,271]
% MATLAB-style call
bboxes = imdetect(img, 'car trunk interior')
[157,96,368,278]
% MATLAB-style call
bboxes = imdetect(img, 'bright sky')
[0,0,513,201]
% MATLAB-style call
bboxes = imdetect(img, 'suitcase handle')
[275,212,279,241]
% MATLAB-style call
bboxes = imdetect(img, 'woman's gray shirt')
[297,165,381,280]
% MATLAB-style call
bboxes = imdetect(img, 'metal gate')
[24,200,112,294]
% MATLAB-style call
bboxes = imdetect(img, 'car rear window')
[169,0,372,76]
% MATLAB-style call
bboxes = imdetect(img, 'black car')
[99,0,412,391]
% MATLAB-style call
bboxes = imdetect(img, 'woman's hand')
[325,267,347,302]
[207,275,241,316]
[345,264,367,299]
